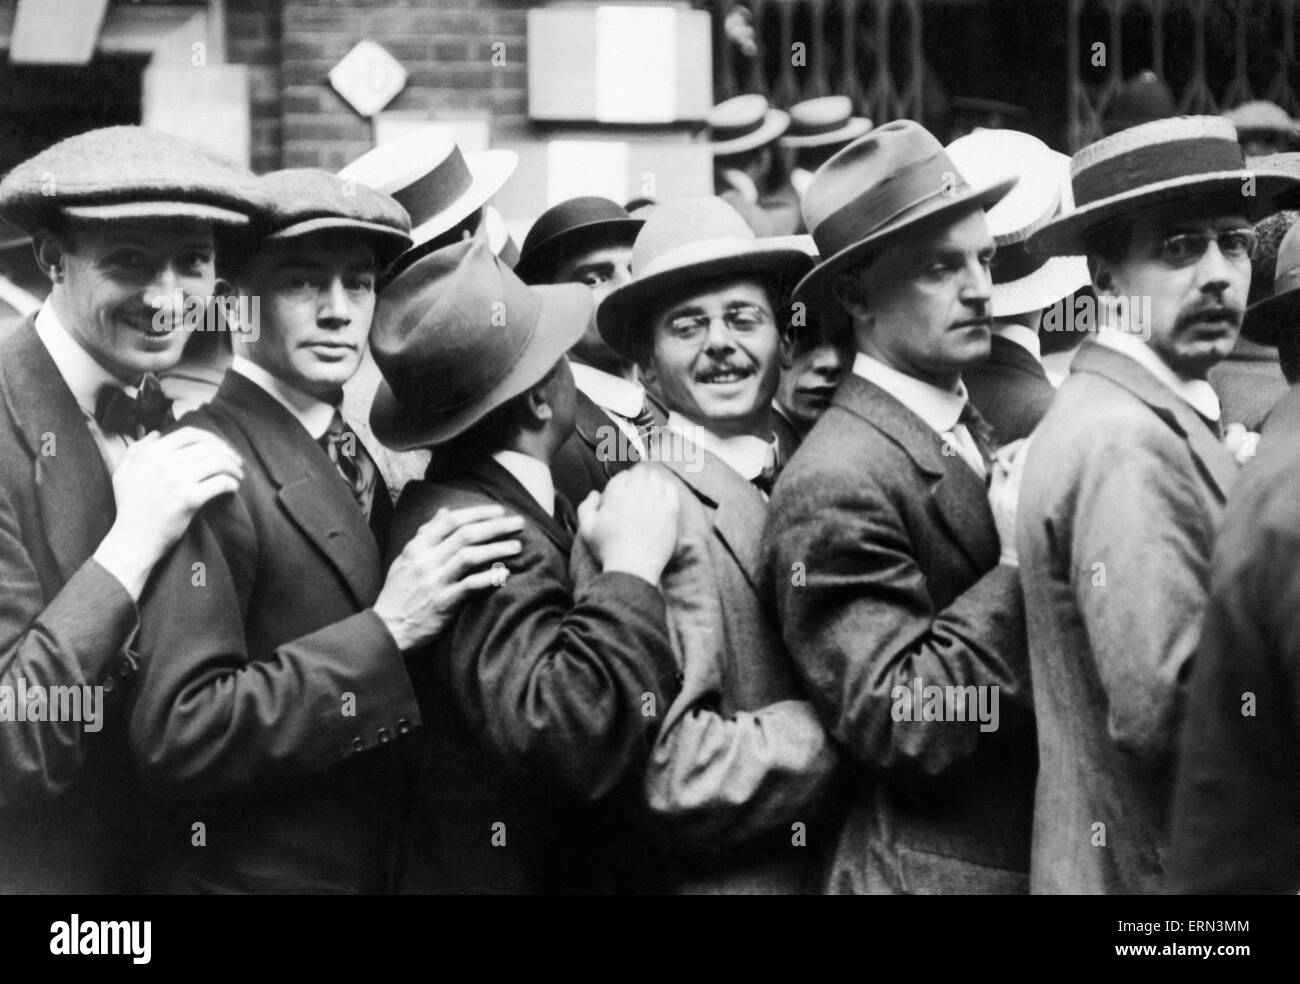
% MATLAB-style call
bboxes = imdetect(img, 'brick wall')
[233,0,532,173]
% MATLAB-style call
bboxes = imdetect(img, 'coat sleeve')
[128,495,420,796]
[443,520,679,804]
[1069,423,1217,769]
[0,486,139,807]
[770,476,1030,779]
[586,524,838,850]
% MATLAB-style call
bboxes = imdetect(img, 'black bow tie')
[94,374,174,438]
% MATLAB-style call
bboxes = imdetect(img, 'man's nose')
[1195,238,1237,295]
[960,259,993,311]
[704,315,736,352]
[318,278,352,325]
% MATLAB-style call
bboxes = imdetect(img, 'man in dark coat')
[128,171,524,894]
[0,126,256,893]
[371,234,682,893]
[767,121,1036,894]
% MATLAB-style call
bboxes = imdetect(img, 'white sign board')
[330,40,407,119]
[594,6,677,123]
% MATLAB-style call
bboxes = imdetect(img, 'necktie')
[552,492,578,536]
[958,401,999,479]
[751,439,779,496]
[94,373,174,439]
[630,401,658,441]
[319,409,380,519]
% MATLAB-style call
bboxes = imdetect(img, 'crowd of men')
[2,79,1299,895]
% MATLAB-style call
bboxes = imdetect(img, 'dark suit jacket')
[766,372,1035,894]
[389,455,679,894]
[1017,340,1237,894]
[0,317,147,894]
[572,437,839,893]
[129,371,421,894]
[552,388,662,507]
[963,334,1056,443]
[1169,430,1300,893]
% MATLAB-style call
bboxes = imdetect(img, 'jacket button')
[377,727,390,744]
[102,676,116,694]
[352,737,365,753]
[396,718,410,735]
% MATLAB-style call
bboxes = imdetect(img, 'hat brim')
[597,247,813,361]
[710,110,791,157]
[265,216,414,268]
[513,216,644,284]
[779,117,873,149]
[1027,171,1300,257]
[406,149,518,249]
[1242,285,1300,346]
[993,254,1092,318]
[793,175,1018,318]
[61,200,252,227]
[369,281,591,450]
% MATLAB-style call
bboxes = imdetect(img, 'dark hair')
[433,359,564,465]
[537,225,634,286]
[1082,218,1134,264]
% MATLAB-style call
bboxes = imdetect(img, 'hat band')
[390,147,474,226]
[712,115,767,145]
[1072,138,1245,207]
[812,152,967,259]
[789,116,852,138]
[990,240,1049,285]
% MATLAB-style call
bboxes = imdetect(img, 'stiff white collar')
[1092,330,1221,422]
[664,411,776,482]
[570,362,646,419]
[491,449,555,516]
[34,301,133,415]
[231,356,337,440]
[852,351,967,435]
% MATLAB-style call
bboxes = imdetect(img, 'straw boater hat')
[946,129,1090,317]
[1223,100,1300,145]
[1028,116,1300,258]
[513,196,642,285]
[0,125,259,232]
[708,95,790,156]
[338,128,517,252]
[793,119,1017,320]
[597,196,812,360]
[779,96,872,149]
[369,232,591,450]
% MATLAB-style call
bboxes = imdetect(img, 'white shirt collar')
[34,300,132,415]
[570,362,646,419]
[852,351,967,434]
[490,449,555,515]
[664,411,776,482]
[791,168,815,199]
[1092,330,1221,421]
[230,355,338,440]
[993,322,1042,362]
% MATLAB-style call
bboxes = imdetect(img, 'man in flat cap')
[766,121,1036,895]
[515,196,665,506]
[127,170,524,894]
[0,126,255,893]
[369,234,682,894]
[1017,116,1300,894]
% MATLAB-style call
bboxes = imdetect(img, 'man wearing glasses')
[1016,116,1300,894]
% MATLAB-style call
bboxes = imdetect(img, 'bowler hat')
[946,129,1089,317]
[256,168,412,269]
[514,196,642,285]
[779,96,872,150]
[793,120,1017,309]
[1028,116,1300,258]
[1243,217,1300,346]
[708,95,790,156]
[1101,71,1177,136]
[0,125,258,233]
[339,128,517,253]
[369,232,592,450]
[596,196,812,361]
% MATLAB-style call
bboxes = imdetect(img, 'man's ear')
[33,229,69,283]
[778,329,797,370]
[525,375,555,425]
[831,271,871,323]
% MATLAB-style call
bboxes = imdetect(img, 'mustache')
[1176,304,1242,330]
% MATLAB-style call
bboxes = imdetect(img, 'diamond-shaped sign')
[330,40,407,119]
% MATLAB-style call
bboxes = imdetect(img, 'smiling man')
[128,170,527,894]
[1017,116,1300,894]
[766,121,1038,895]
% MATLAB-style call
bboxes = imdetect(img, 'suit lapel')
[214,373,382,606]
[990,334,1051,385]
[650,432,769,597]
[573,388,641,471]
[0,318,115,581]
[834,373,999,571]
[1072,341,1237,503]
[458,456,573,557]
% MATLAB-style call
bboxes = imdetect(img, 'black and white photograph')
[0,0,1290,964]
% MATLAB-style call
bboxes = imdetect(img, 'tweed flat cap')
[256,168,412,268]
[0,125,259,233]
